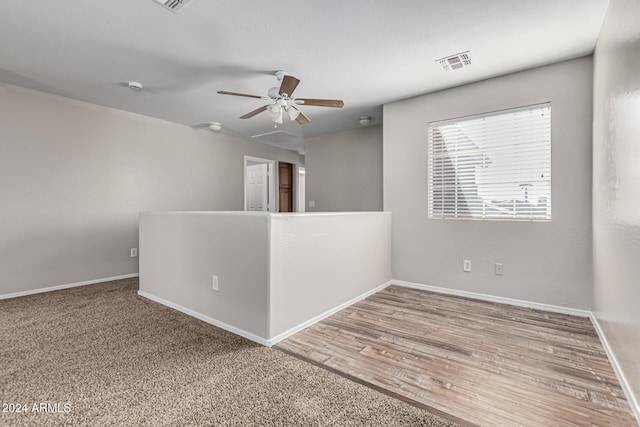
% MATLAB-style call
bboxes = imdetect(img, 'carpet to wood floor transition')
[0,279,459,427]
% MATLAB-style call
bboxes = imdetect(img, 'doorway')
[244,156,275,211]
[278,162,294,212]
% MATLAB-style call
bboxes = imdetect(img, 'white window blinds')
[428,103,551,221]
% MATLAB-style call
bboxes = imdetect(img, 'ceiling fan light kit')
[287,107,300,121]
[217,71,344,125]
[268,104,283,124]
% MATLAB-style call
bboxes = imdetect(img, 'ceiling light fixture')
[128,81,143,91]
[268,105,283,124]
[287,106,300,121]
[208,122,222,132]
[358,116,372,126]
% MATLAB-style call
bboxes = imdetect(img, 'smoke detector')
[358,116,372,127]
[153,0,193,12]
[437,51,472,71]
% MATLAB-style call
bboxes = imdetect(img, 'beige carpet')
[0,278,460,426]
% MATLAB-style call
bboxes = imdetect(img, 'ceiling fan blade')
[240,105,269,119]
[279,75,300,97]
[295,111,311,125]
[295,98,344,108]
[217,90,263,99]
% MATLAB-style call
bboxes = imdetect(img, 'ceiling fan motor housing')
[268,87,280,98]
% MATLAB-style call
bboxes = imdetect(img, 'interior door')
[278,162,294,212]
[247,163,268,211]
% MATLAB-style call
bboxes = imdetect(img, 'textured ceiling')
[0,1,609,153]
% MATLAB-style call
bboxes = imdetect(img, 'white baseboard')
[138,281,393,348]
[137,290,271,347]
[589,313,640,425]
[392,279,591,318]
[394,279,639,424]
[267,280,393,346]
[0,273,140,300]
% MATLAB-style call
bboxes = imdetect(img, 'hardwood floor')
[276,285,637,427]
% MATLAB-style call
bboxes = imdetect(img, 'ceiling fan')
[217,70,344,125]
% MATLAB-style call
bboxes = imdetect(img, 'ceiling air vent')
[437,51,472,71]
[153,0,192,12]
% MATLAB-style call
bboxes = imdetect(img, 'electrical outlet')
[212,275,219,291]
[309,200,315,208]
[130,248,138,258]
[463,259,472,272]
[495,263,504,275]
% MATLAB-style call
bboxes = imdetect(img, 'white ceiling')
[0,0,609,153]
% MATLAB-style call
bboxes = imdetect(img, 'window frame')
[427,103,552,222]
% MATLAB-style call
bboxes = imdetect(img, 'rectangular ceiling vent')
[153,0,192,12]
[437,51,472,71]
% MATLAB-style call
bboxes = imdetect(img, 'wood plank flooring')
[276,285,637,427]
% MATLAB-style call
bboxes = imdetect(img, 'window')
[428,103,551,221]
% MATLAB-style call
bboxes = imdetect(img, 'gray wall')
[139,211,391,344]
[269,212,391,339]
[139,212,271,340]
[0,83,302,296]
[592,0,640,413]
[305,126,382,212]
[384,57,593,309]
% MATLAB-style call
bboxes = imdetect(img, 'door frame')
[244,156,276,212]
[296,166,305,212]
